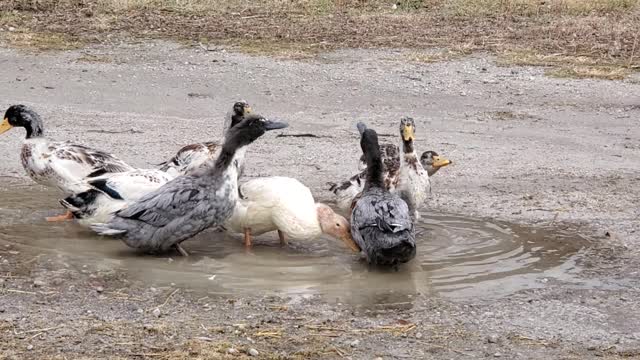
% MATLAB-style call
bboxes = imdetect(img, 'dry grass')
[0,0,639,78]
[547,65,632,80]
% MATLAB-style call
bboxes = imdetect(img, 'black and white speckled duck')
[0,105,134,221]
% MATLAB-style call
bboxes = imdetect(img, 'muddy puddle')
[0,184,592,305]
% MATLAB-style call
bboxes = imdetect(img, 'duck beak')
[244,105,253,114]
[432,155,451,168]
[402,124,415,141]
[341,233,361,252]
[263,120,289,131]
[0,118,12,135]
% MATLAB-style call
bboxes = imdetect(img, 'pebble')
[248,348,259,356]
[227,348,238,355]
[33,279,46,288]
[350,339,360,347]
[493,352,502,358]
[415,332,423,339]
[8,27,16,32]
[152,308,161,318]
[26,345,33,351]
[95,286,104,293]
[487,334,500,343]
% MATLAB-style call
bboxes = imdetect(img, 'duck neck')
[362,131,384,190]
[24,114,44,139]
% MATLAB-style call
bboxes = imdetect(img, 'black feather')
[89,179,124,200]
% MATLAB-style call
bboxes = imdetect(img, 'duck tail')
[60,190,101,219]
[90,223,127,237]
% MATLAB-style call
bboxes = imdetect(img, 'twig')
[14,325,65,335]
[5,289,37,295]
[628,34,638,68]
[149,288,179,311]
[276,133,331,138]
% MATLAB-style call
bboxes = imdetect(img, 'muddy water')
[0,184,591,305]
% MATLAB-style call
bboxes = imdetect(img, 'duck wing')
[351,191,415,265]
[87,169,175,201]
[358,143,400,172]
[158,141,220,174]
[113,175,204,228]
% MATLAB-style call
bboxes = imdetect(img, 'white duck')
[223,176,360,252]
[1,105,134,221]
[60,169,175,227]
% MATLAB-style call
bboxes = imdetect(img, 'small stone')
[0,308,5,313]
[350,339,360,347]
[152,308,161,318]
[494,353,502,358]
[374,358,383,360]
[587,345,598,351]
[137,308,144,314]
[248,348,259,356]
[227,348,238,355]
[415,332,423,339]
[27,345,33,351]
[487,335,500,343]
[33,279,46,288]
[95,286,104,293]
[8,27,16,32]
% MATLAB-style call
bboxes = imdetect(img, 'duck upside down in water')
[90,114,288,256]
[223,176,360,252]
[0,105,134,221]
[350,122,416,266]
[329,117,451,216]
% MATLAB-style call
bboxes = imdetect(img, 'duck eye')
[336,223,340,227]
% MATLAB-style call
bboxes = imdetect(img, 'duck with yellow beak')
[329,117,451,218]
[1,105,133,221]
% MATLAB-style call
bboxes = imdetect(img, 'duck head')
[1,105,44,139]
[420,150,452,176]
[399,117,416,153]
[230,100,252,127]
[224,113,288,148]
[316,204,360,252]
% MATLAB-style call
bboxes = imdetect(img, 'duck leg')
[46,210,74,222]
[244,228,253,248]
[174,243,189,257]
[278,230,288,246]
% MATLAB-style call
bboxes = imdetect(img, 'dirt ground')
[0,41,639,359]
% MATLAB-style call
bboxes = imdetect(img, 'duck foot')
[46,210,74,222]
[278,230,288,246]
[244,228,253,248]
[174,243,189,257]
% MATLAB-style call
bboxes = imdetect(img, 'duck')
[60,169,176,227]
[0,105,134,221]
[329,118,451,217]
[158,101,252,177]
[90,114,288,256]
[60,101,251,227]
[350,122,415,266]
[223,176,360,252]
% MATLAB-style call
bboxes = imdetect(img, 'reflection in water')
[0,185,590,306]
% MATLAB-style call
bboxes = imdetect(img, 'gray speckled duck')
[90,114,288,255]
[350,122,416,266]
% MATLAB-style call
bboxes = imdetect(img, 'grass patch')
[0,0,639,78]
[547,66,632,80]
[406,44,475,63]
[446,0,639,17]
[1,31,83,51]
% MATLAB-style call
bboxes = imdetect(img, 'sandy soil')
[0,41,639,359]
